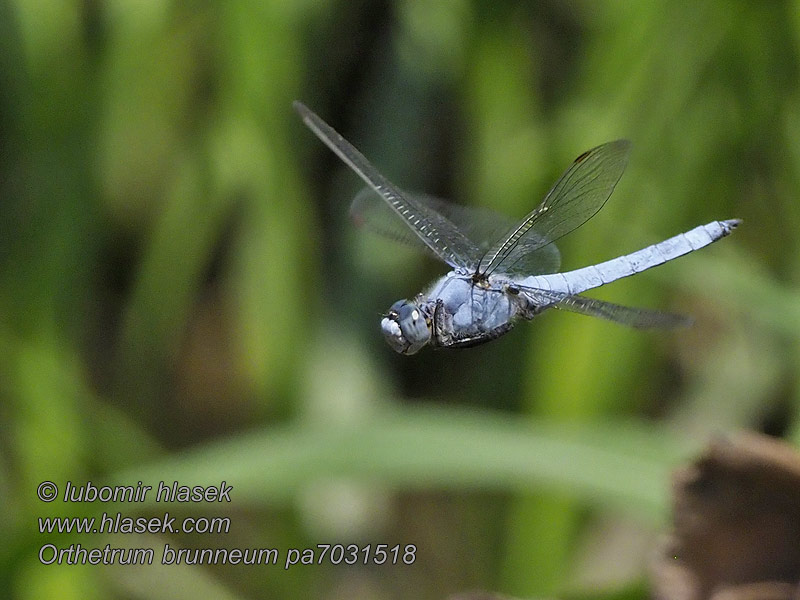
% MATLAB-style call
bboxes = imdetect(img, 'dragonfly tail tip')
[722,218,742,234]
[292,100,309,117]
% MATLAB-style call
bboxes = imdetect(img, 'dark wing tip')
[574,139,632,164]
[636,312,694,330]
[608,139,632,158]
[600,138,632,151]
[609,139,632,150]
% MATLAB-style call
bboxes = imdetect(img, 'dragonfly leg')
[516,296,554,321]
[431,300,453,347]
[437,323,516,348]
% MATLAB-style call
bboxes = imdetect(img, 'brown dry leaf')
[652,432,800,600]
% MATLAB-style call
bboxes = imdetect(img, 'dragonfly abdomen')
[519,219,740,297]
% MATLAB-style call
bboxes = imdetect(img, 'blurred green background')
[2,1,799,599]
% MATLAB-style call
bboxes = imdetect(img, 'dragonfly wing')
[350,187,433,248]
[556,294,692,329]
[489,239,561,276]
[295,102,480,270]
[351,187,561,274]
[479,140,631,276]
[514,283,690,329]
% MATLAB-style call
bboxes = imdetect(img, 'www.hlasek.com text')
[39,511,230,535]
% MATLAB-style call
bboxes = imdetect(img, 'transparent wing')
[555,295,692,329]
[517,285,690,329]
[351,187,561,274]
[479,140,632,276]
[294,101,480,270]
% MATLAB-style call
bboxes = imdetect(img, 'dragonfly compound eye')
[381,300,431,355]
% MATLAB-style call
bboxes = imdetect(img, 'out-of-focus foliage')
[1,1,798,599]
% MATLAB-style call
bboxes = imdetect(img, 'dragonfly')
[294,101,741,355]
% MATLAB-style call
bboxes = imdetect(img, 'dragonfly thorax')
[380,299,432,355]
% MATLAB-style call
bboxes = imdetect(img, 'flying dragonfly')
[294,101,741,355]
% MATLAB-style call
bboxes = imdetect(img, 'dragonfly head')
[381,299,431,355]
